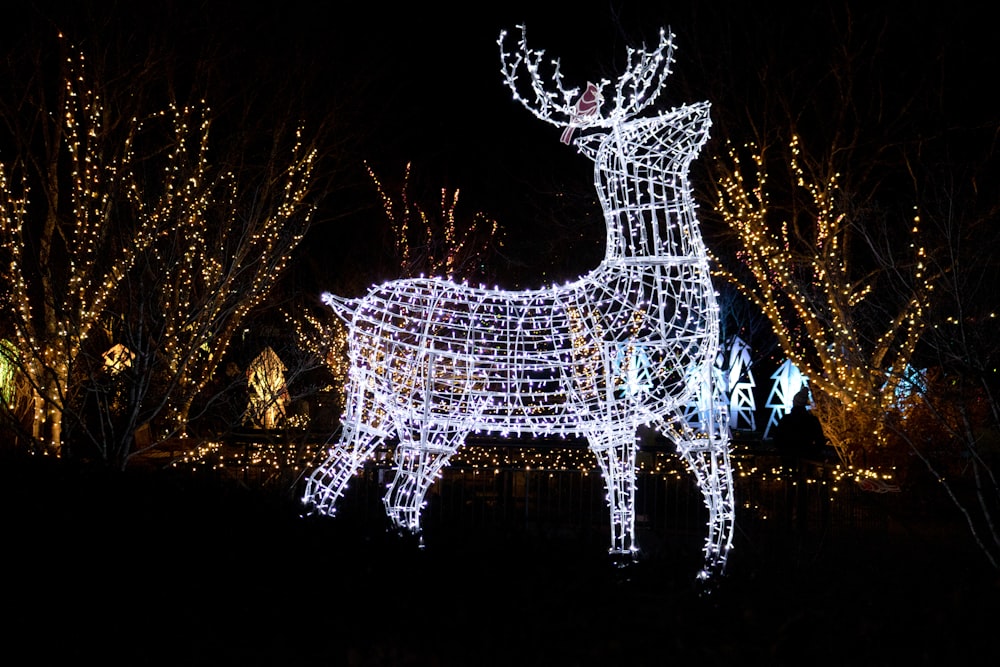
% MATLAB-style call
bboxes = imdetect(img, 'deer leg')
[302,421,387,517]
[589,430,639,560]
[383,429,464,534]
[672,419,735,579]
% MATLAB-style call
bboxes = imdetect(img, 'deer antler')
[498,25,676,134]
[608,27,676,122]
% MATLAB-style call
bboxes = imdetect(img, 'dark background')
[3,452,998,666]
[8,1,996,293]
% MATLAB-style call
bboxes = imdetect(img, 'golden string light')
[1,37,318,454]
[710,136,934,462]
[367,161,501,281]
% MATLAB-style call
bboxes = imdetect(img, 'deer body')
[304,27,734,576]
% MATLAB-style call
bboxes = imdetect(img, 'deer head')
[498,24,677,143]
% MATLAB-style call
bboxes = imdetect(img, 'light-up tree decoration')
[682,335,757,434]
[303,26,734,576]
[0,340,20,408]
[245,347,290,429]
[682,358,729,436]
[101,344,135,376]
[726,336,757,432]
[892,364,925,404]
[763,358,807,438]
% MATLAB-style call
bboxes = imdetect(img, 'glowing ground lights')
[303,26,735,576]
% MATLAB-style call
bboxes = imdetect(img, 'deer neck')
[596,124,708,264]
[596,162,707,265]
[601,204,707,264]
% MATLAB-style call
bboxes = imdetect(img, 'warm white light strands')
[245,346,289,429]
[2,36,317,456]
[711,137,933,461]
[303,26,734,576]
[367,161,501,281]
[0,340,18,407]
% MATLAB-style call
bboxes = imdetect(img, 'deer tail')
[321,291,360,324]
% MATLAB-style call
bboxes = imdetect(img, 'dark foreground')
[2,454,998,666]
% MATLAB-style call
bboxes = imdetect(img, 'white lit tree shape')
[683,335,757,434]
[763,358,807,438]
[303,26,734,576]
[726,336,757,432]
[681,355,730,436]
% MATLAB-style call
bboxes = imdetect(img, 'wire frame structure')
[303,26,734,577]
[725,336,757,432]
[764,358,808,438]
[683,336,757,434]
[681,354,730,436]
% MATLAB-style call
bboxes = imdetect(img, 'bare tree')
[882,163,1000,568]
[366,160,503,284]
[678,4,960,464]
[0,34,322,467]
[708,135,933,463]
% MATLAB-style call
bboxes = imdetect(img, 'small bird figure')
[560,82,602,145]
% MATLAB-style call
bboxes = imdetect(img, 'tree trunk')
[31,379,64,456]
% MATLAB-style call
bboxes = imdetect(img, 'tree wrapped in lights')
[304,26,734,576]
[131,101,317,440]
[0,35,318,464]
[0,39,139,454]
[709,135,933,463]
[368,161,502,281]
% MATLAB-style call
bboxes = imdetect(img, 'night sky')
[6,1,998,291]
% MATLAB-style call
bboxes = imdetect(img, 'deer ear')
[653,101,712,159]
[673,101,712,149]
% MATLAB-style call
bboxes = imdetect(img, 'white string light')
[725,336,758,431]
[303,26,734,576]
[763,358,808,438]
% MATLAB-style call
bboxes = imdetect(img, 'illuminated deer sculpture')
[303,26,735,577]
